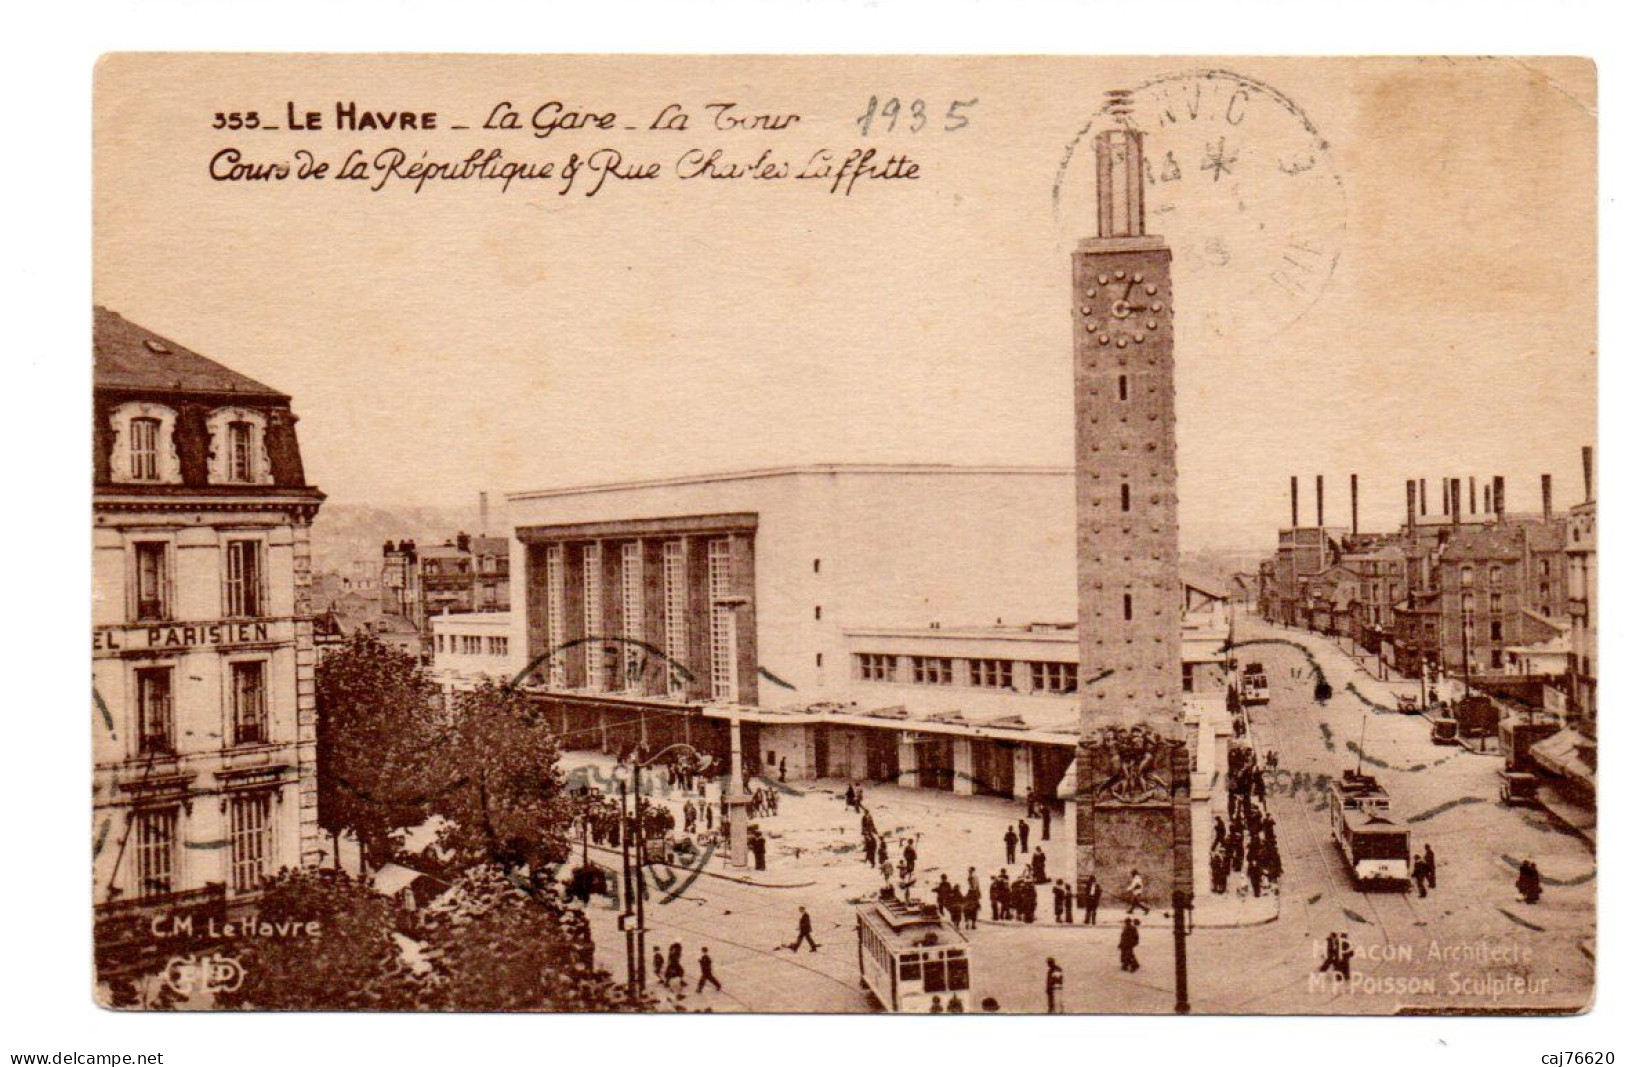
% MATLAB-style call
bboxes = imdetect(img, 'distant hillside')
[310,501,509,576]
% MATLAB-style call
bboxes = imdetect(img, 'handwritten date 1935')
[856,96,977,136]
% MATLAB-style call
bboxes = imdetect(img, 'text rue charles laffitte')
[207,100,929,196]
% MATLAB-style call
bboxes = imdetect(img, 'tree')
[428,680,574,874]
[416,865,639,1011]
[315,631,442,872]
[215,868,423,1010]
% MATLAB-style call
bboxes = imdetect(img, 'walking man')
[1082,875,1102,925]
[696,947,721,993]
[1063,879,1075,923]
[1053,879,1067,923]
[1126,869,1150,915]
[1424,844,1438,889]
[1018,818,1031,853]
[790,906,820,953]
[1041,803,1052,841]
[1004,825,1019,866]
[1118,917,1141,972]
[1045,958,1065,1014]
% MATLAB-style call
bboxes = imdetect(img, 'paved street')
[564,611,1594,1014]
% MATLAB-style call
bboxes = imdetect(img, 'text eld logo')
[162,952,245,996]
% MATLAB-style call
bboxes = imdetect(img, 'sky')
[93,55,1596,552]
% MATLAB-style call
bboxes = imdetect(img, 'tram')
[1240,662,1270,706]
[1328,770,1412,890]
[856,889,973,1012]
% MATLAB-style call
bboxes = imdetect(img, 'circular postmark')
[1054,68,1346,351]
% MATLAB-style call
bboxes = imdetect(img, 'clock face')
[1079,268,1166,350]
[1055,69,1346,353]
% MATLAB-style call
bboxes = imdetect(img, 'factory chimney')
[1419,478,1428,517]
[1316,475,1325,528]
[1469,476,1478,515]
[1493,476,1505,522]
[1542,473,1553,524]
[1406,479,1417,533]
[1450,478,1462,528]
[1582,446,1594,503]
[1291,476,1299,528]
[1350,473,1360,536]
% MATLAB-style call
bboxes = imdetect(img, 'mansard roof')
[94,306,287,400]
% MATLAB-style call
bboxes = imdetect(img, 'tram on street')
[1329,770,1413,890]
[1241,662,1270,705]
[856,889,973,1012]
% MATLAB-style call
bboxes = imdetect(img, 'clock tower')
[1069,93,1193,907]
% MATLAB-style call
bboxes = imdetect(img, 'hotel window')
[912,656,952,686]
[133,541,169,621]
[490,636,509,657]
[129,417,161,481]
[1031,661,1078,694]
[857,653,898,682]
[545,545,565,687]
[968,658,1013,689]
[1490,620,1503,642]
[1490,593,1503,615]
[223,539,265,618]
[1461,593,1475,615]
[708,539,736,701]
[132,807,178,899]
[229,792,273,893]
[1540,559,1552,578]
[231,660,268,746]
[1489,565,1503,589]
[583,544,604,689]
[1460,565,1474,588]
[228,421,256,483]
[135,666,174,756]
[622,543,645,689]
[663,542,688,694]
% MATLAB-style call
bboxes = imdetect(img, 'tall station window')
[583,543,604,689]
[545,544,565,687]
[622,542,644,689]
[708,539,736,701]
[663,542,687,694]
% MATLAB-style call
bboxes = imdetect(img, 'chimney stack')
[1406,479,1417,532]
[1469,476,1478,515]
[1291,476,1299,528]
[1493,476,1505,522]
[1542,473,1553,523]
[1484,482,1492,515]
[1583,446,1594,503]
[1350,473,1360,536]
[1316,474,1325,528]
[1419,478,1428,517]
[1450,478,1462,527]
[479,490,490,537]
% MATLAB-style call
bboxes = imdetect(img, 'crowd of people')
[1212,744,1285,898]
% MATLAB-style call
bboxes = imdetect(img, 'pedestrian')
[1041,804,1052,841]
[878,838,889,867]
[903,839,918,879]
[1052,879,1067,922]
[1063,879,1075,923]
[845,783,856,810]
[990,871,1008,921]
[1082,875,1101,925]
[966,866,979,895]
[779,757,787,782]
[1118,917,1141,972]
[1018,818,1031,853]
[1004,825,1019,865]
[947,994,964,1013]
[1424,844,1438,889]
[930,995,943,1014]
[1412,855,1428,898]
[696,947,721,993]
[964,882,981,929]
[1516,860,1542,904]
[1045,958,1065,1013]
[653,945,667,987]
[665,942,686,989]
[947,884,964,929]
[1032,846,1048,884]
[863,833,877,867]
[790,906,820,952]
[1126,868,1150,915]
[934,874,953,913]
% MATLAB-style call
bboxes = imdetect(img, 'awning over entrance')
[1529,728,1596,791]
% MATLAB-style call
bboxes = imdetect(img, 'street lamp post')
[618,780,637,995]
[619,741,711,999]
[1172,889,1192,1014]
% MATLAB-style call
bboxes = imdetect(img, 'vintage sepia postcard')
[91,54,1596,1015]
